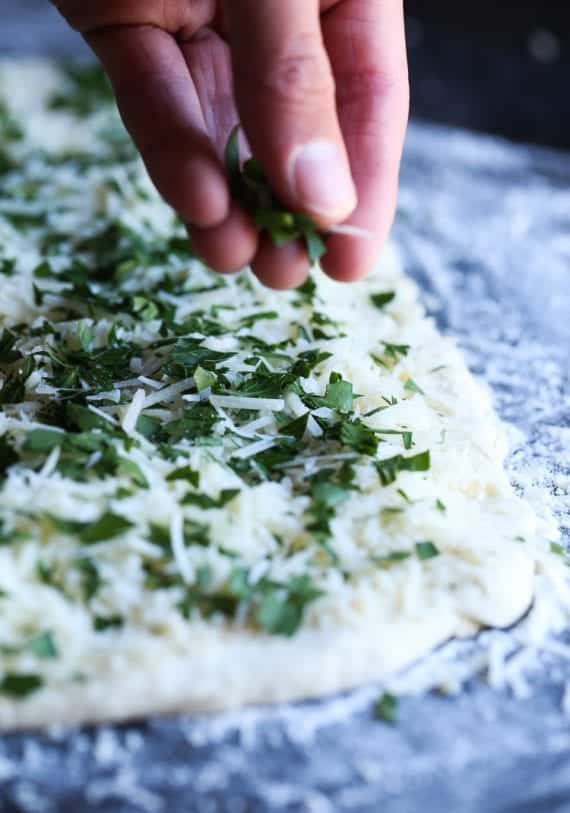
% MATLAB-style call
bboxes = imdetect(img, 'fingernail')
[289,140,356,219]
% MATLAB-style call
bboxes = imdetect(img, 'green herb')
[370,291,396,310]
[374,428,414,450]
[0,99,24,142]
[0,259,16,276]
[80,513,134,545]
[383,342,410,359]
[372,342,410,369]
[165,404,219,443]
[148,519,210,551]
[66,403,110,433]
[194,366,217,392]
[340,420,378,456]
[135,414,162,441]
[238,311,278,329]
[373,551,412,569]
[375,451,431,486]
[415,541,440,560]
[404,378,424,395]
[36,561,62,592]
[77,321,95,352]
[279,414,309,440]
[0,673,44,698]
[256,575,323,636]
[224,126,326,264]
[0,330,22,364]
[0,436,19,478]
[304,473,353,556]
[322,377,354,413]
[375,692,398,723]
[94,615,124,632]
[551,542,566,557]
[0,631,58,660]
[182,489,240,510]
[29,631,58,659]
[132,296,160,322]
[76,559,101,601]
[0,364,28,404]
[311,482,350,509]
[166,338,234,378]
[23,429,65,453]
[436,499,446,512]
[166,466,200,487]
[295,276,317,304]
[177,568,323,637]
[117,458,149,489]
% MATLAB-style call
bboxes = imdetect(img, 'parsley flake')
[415,541,440,561]
[0,673,44,699]
[370,291,396,310]
[375,692,398,723]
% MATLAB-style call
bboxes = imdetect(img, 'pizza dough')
[0,62,563,729]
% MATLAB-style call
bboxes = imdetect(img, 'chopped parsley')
[415,541,440,561]
[0,673,44,699]
[373,551,411,569]
[404,378,425,396]
[0,631,58,660]
[550,542,566,558]
[225,126,326,263]
[0,63,452,692]
[370,291,396,310]
[375,692,398,723]
[375,451,431,486]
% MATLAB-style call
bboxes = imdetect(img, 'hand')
[54,1,409,288]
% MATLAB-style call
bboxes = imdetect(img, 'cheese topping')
[0,61,566,728]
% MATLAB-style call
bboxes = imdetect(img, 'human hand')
[53,1,409,288]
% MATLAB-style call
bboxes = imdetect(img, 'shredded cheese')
[0,60,567,730]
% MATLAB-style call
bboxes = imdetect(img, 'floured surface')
[0,62,568,735]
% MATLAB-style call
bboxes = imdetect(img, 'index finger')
[320,0,409,281]
[224,0,357,227]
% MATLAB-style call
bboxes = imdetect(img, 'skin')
[52,0,409,289]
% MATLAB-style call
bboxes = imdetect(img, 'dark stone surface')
[405,0,570,148]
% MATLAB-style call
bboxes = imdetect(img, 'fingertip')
[189,205,258,273]
[184,157,230,228]
[252,237,311,290]
[320,231,380,283]
[149,150,230,229]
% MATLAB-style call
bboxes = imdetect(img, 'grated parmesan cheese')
[0,60,567,730]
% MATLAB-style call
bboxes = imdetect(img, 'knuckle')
[336,66,410,129]
[261,37,335,107]
[336,66,407,109]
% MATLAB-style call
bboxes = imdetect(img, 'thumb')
[224,0,357,226]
